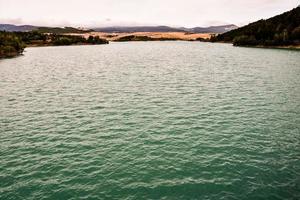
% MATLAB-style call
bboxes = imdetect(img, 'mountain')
[93,24,238,33]
[93,26,184,33]
[190,24,238,33]
[0,24,37,32]
[213,7,300,46]
[0,24,92,33]
[0,23,237,34]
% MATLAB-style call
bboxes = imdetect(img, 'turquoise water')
[0,42,300,200]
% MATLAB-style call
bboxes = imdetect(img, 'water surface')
[1,42,300,199]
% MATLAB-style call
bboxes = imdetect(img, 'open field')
[67,32,213,41]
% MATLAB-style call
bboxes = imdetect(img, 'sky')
[0,0,299,28]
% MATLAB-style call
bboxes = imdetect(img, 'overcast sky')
[0,0,299,27]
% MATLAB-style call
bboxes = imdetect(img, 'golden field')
[67,32,213,41]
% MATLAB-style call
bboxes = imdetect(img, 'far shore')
[2,31,299,59]
[66,32,213,41]
[26,38,300,51]
[25,43,108,48]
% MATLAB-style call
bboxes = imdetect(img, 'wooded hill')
[213,7,300,46]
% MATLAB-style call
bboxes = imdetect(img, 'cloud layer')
[0,0,299,27]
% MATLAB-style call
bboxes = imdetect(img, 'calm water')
[1,42,300,200]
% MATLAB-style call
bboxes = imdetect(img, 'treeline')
[212,7,300,46]
[115,35,180,42]
[0,31,108,58]
[14,31,108,45]
[51,35,108,45]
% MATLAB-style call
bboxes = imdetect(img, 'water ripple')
[1,42,300,199]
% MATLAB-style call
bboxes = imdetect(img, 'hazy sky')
[0,0,299,27]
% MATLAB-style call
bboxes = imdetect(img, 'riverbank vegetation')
[14,31,108,46]
[51,35,108,46]
[0,31,108,58]
[0,31,25,58]
[212,7,300,47]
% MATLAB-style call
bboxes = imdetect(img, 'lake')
[1,42,300,199]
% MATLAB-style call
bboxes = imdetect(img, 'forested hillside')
[213,7,300,46]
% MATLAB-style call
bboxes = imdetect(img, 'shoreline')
[2,40,299,59]
[234,44,300,50]
[211,41,300,50]
[26,42,109,48]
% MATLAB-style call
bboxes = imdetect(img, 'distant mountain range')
[0,24,238,34]
[0,24,91,33]
[93,24,238,33]
[0,24,37,32]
